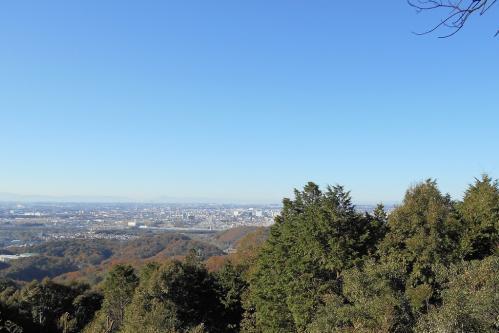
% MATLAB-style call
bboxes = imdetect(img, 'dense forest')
[0,233,226,284]
[0,176,498,333]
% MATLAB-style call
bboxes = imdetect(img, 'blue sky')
[0,1,498,204]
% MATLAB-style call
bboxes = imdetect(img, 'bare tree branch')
[408,0,498,37]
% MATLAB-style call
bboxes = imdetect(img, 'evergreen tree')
[120,256,224,333]
[457,174,499,260]
[415,256,499,333]
[308,259,414,333]
[18,279,89,333]
[84,265,138,333]
[378,180,460,312]
[247,183,385,332]
[120,262,179,333]
[214,262,247,332]
[71,291,103,332]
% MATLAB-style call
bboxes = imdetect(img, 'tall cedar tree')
[457,174,499,260]
[247,183,386,332]
[378,180,460,312]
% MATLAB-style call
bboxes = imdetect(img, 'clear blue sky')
[0,1,498,204]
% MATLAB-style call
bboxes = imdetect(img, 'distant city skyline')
[1,1,498,204]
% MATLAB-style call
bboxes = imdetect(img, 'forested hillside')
[1,176,498,333]
[0,233,224,283]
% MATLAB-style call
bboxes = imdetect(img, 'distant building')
[0,253,37,262]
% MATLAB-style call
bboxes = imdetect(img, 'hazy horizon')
[0,175,487,205]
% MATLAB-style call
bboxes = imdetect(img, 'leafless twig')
[408,0,498,37]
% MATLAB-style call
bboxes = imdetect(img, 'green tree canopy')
[120,256,225,333]
[416,256,499,333]
[84,264,138,333]
[457,174,499,260]
[247,183,387,332]
[308,259,413,333]
[378,179,460,311]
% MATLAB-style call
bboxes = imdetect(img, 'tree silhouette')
[409,0,498,37]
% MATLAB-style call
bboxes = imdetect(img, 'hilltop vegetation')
[0,233,224,283]
[1,175,498,332]
[28,240,114,265]
[0,256,78,282]
[211,226,261,250]
[119,233,223,260]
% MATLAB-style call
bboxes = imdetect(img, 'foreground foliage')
[245,176,498,332]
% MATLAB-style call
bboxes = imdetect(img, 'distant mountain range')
[0,192,135,203]
[0,192,281,205]
[0,192,397,207]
